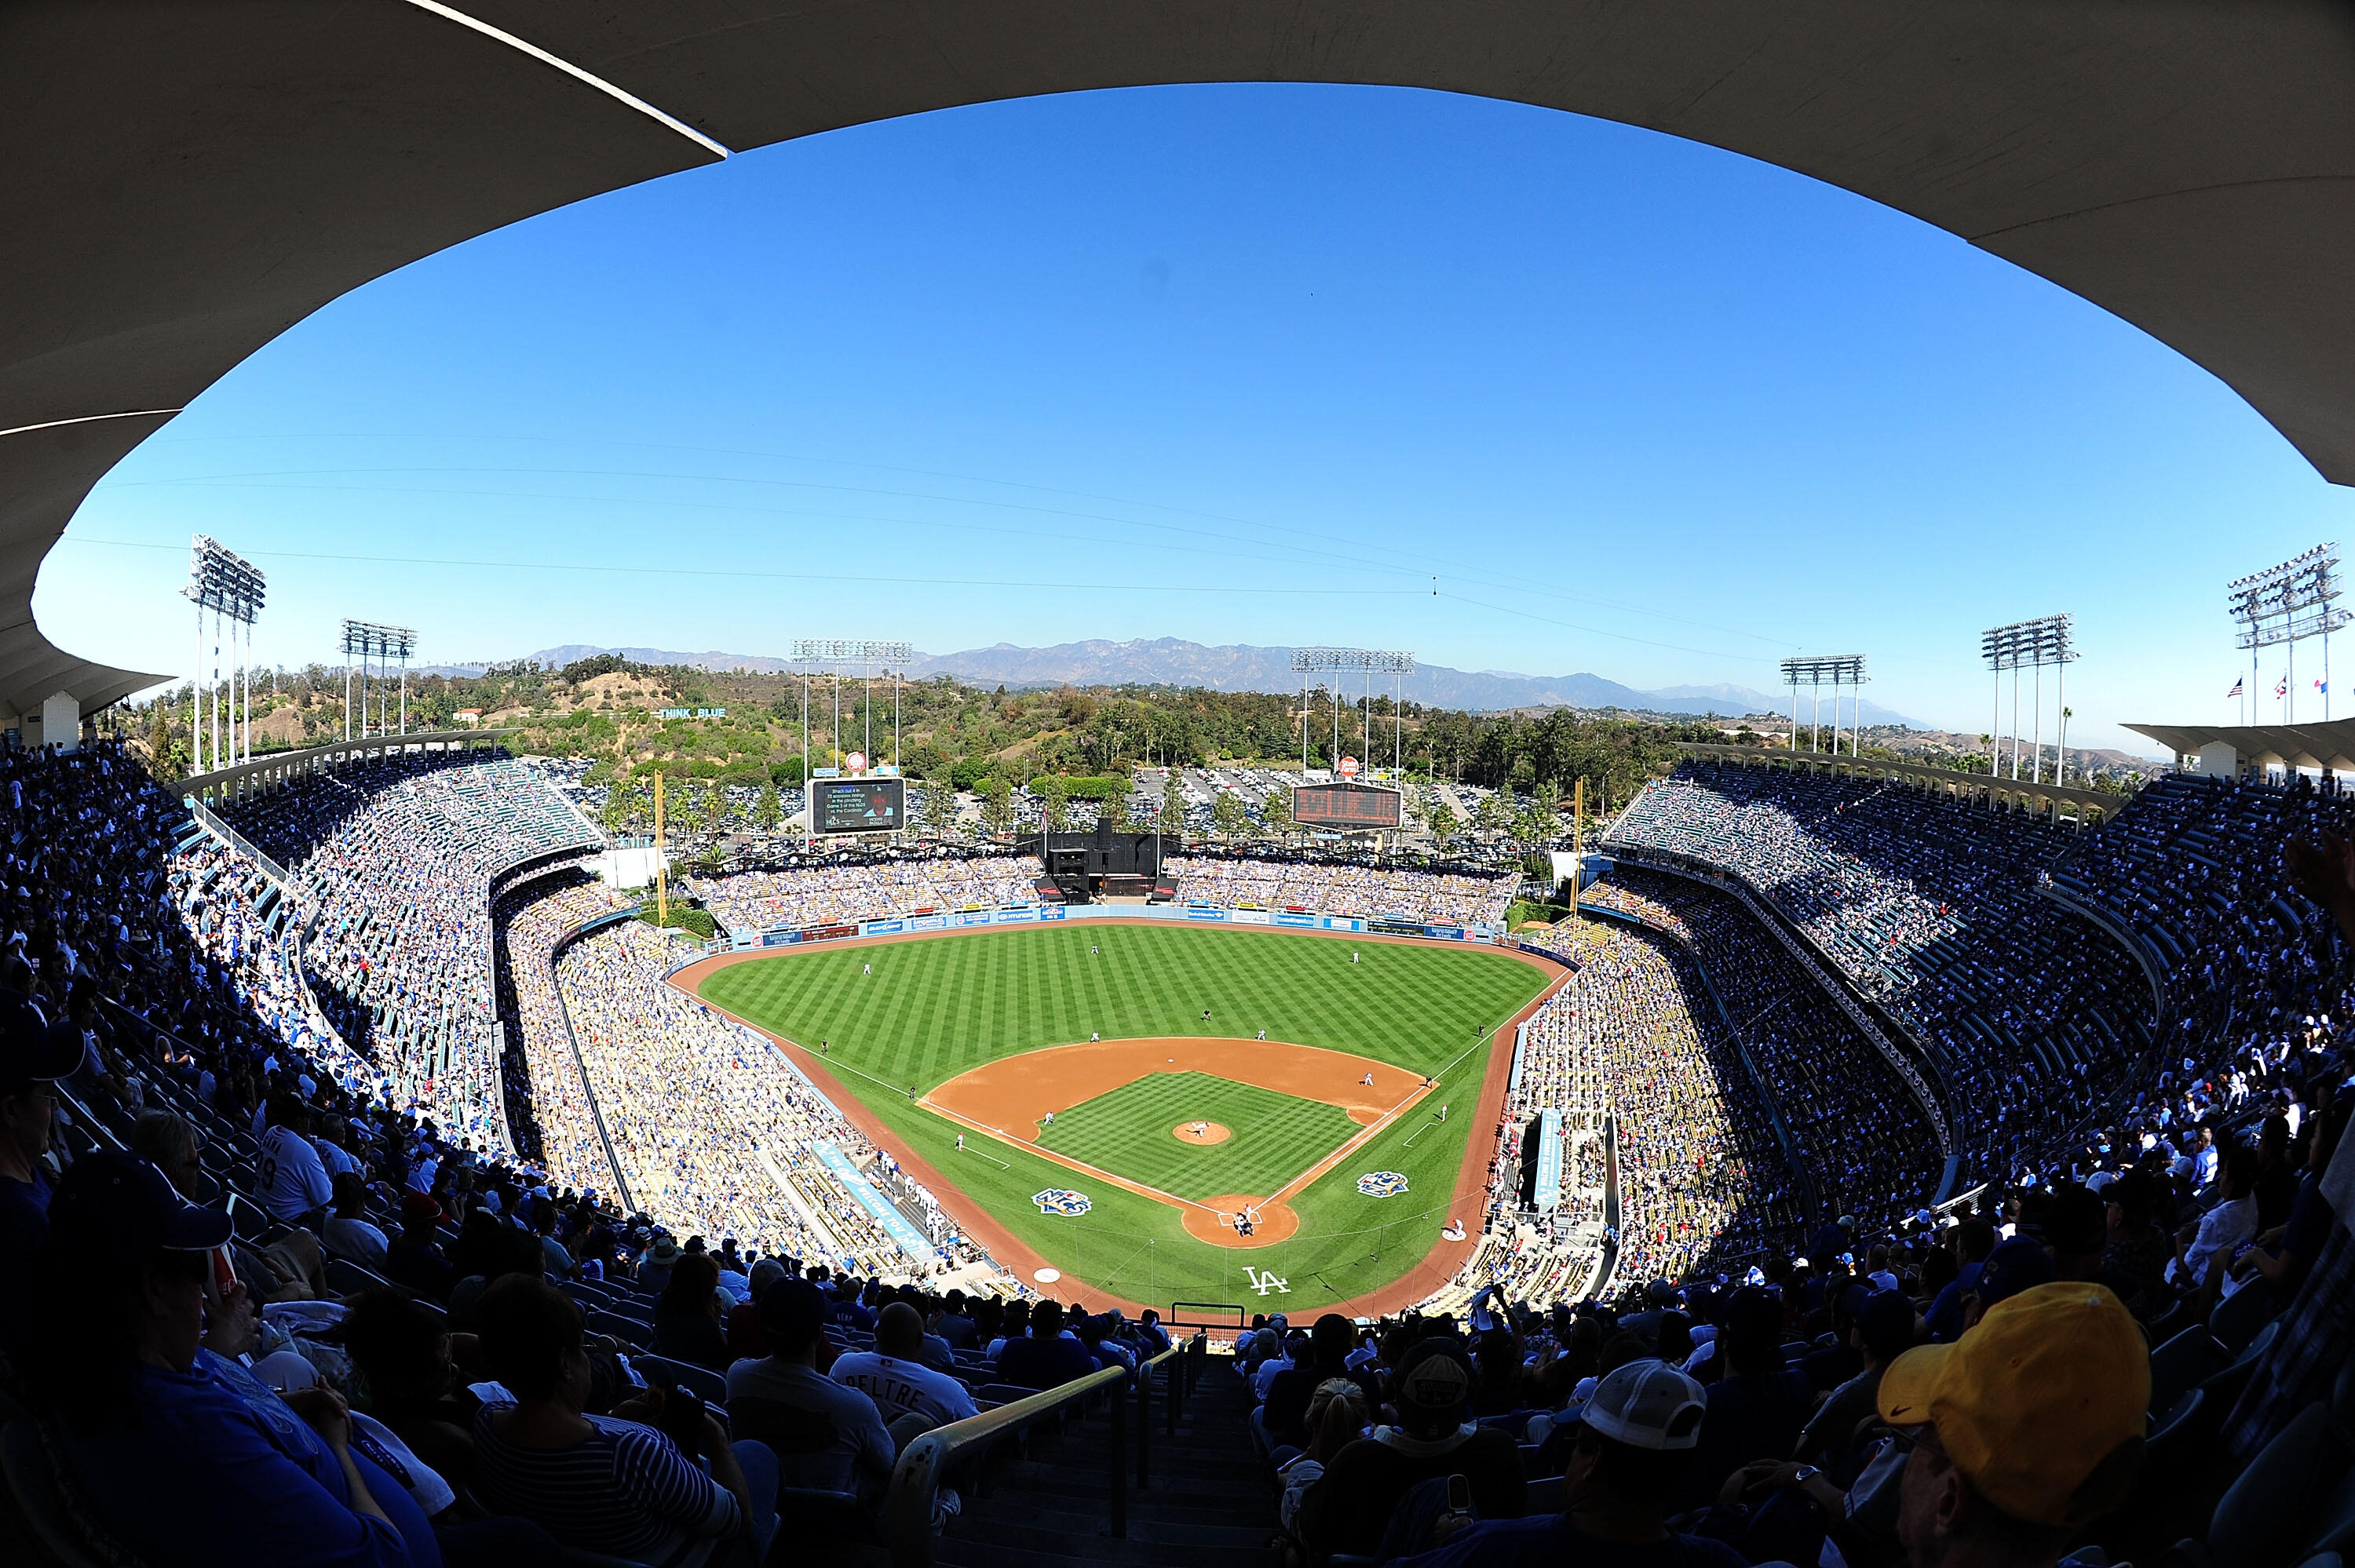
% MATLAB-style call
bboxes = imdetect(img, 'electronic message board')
[1292,782,1403,830]
[814,777,905,836]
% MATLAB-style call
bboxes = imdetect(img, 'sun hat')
[1878,1282,2149,1527]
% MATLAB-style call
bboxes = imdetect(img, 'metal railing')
[884,1336,1196,1568]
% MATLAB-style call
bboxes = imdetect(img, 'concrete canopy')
[7,3,2354,710]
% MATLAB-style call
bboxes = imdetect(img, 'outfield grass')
[696,924,1549,1311]
[1035,1071,1360,1202]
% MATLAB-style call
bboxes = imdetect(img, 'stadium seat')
[2210,1282,2278,1357]
[588,1310,655,1348]
[2,1421,106,1568]
[634,1354,728,1409]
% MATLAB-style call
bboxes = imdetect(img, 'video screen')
[1293,782,1403,829]
[814,777,905,835]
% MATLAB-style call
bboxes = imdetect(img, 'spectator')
[1876,1282,2147,1568]
[343,1288,477,1494]
[651,1251,732,1372]
[1682,1286,1813,1508]
[2170,1143,2258,1292]
[1393,1359,1736,1568]
[384,1192,457,1302]
[0,998,82,1256]
[726,1277,896,1501]
[259,1092,334,1228]
[1797,1289,1918,1479]
[325,1170,392,1269]
[31,1151,439,1566]
[1298,1338,1526,1558]
[471,1274,772,1564]
[1263,1313,1380,1452]
[832,1300,979,1439]
[995,1300,1098,1390]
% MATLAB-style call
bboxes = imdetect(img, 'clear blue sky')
[43,83,2353,757]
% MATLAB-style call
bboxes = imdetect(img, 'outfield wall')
[721,899,1505,953]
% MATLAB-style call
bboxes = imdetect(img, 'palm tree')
[2058,707,2072,785]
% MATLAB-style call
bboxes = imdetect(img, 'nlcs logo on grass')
[1032,1188,1093,1216]
[1356,1171,1410,1198]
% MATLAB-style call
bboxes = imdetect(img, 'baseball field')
[686,923,1558,1317]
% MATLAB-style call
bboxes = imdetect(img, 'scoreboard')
[1293,781,1403,830]
[813,777,906,836]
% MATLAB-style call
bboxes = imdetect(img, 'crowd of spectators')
[8,731,2355,1566]
[222,751,598,1155]
[1165,854,1514,926]
[550,914,993,1280]
[1594,868,1944,1238]
[489,867,631,1197]
[1607,764,2155,1184]
[1526,923,1796,1286]
[694,855,1037,935]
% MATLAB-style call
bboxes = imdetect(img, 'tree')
[1039,773,1070,833]
[702,779,728,834]
[1212,789,1246,841]
[980,775,1014,840]
[756,775,781,831]
[1422,790,1458,841]
[923,777,956,837]
[1473,789,1510,838]
[1159,771,1185,837]
[1261,786,1294,842]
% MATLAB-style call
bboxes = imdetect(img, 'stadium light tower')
[181,535,265,774]
[2229,544,2348,724]
[1291,647,1415,776]
[1779,655,1865,756]
[341,619,417,740]
[1979,615,2075,782]
[791,639,915,841]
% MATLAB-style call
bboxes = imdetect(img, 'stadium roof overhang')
[9,3,2355,712]
[2124,721,2355,774]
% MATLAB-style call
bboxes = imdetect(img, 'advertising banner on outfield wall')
[1040,906,1066,920]
[862,918,904,936]
[996,906,1038,924]
[1275,910,1316,927]
[1186,907,1229,922]
[761,929,798,946]
[958,911,991,928]
[1320,916,1365,932]
[908,913,944,931]
[1232,909,1271,925]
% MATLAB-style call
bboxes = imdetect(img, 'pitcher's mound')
[1185,1195,1298,1248]
[1173,1121,1232,1145]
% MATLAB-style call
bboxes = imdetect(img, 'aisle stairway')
[936,1359,1273,1568]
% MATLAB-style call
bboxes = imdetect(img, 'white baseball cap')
[1579,1358,1708,1451]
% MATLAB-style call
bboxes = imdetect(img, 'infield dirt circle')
[919,1035,1430,1249]
[1174,1121,1232,1144]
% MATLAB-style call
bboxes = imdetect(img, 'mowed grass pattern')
[1035,1071,1360,1202]
[699,924,1536,1091]
[696,925,1551,1311]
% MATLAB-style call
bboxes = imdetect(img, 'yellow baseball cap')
[1876,1281,2149,1527]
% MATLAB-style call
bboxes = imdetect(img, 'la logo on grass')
[1243,1265,1290,1295]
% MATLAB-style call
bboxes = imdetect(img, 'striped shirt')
[473,1405,738,1566]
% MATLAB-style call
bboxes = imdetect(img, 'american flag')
[2229,677,2244,698]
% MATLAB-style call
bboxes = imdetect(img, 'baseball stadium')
[5,12,2346,1566]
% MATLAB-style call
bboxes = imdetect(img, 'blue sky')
[43,83,2353,756]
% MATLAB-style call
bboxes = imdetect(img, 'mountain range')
[427,637,1925,724]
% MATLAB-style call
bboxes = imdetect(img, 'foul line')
[913,1094,1225,1217]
